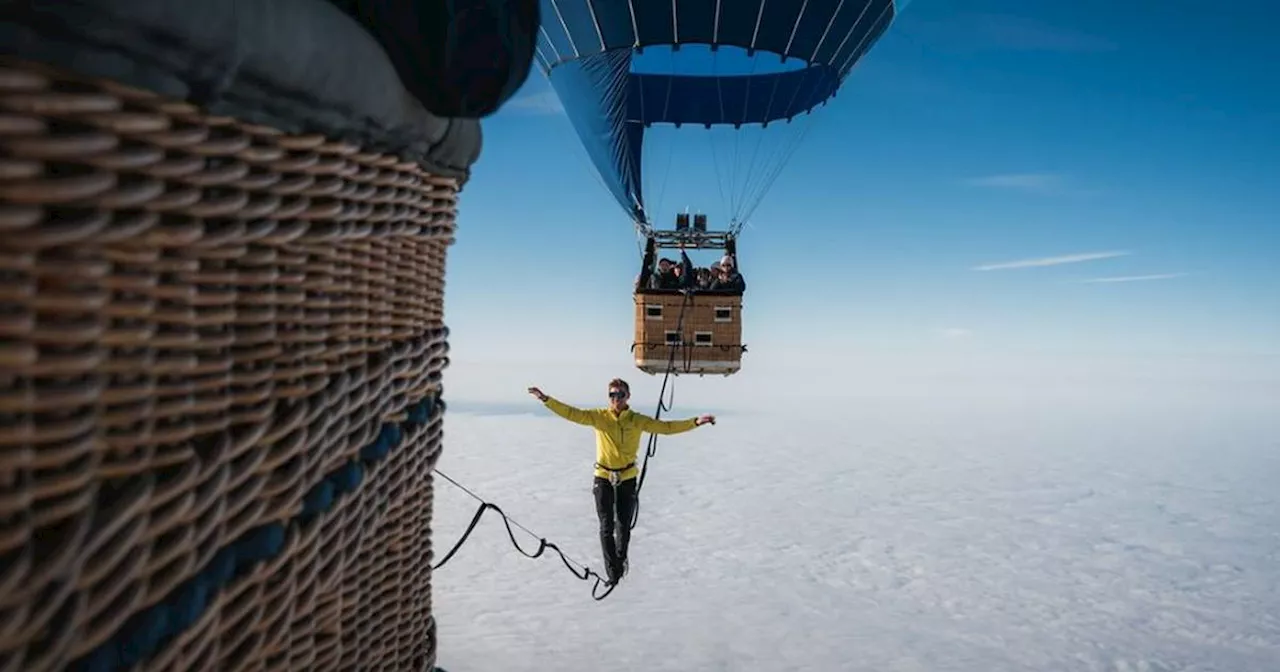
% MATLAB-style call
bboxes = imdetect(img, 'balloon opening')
[629,44,811,78]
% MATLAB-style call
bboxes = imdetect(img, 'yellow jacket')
[543,397,700,481]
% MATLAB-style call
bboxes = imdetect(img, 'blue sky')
[440,0,1279,405]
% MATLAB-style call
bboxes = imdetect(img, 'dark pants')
[592,476,637,583]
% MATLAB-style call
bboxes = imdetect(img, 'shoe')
[609,558,629,584]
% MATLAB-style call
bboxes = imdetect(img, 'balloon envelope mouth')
[629,43,812,78]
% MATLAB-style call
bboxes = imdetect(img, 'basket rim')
[0,0,482,182]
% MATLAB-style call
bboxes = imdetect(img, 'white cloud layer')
[432,392,1280,671]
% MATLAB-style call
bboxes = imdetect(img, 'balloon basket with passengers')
[632,213,748,377]
[534,0,900,379]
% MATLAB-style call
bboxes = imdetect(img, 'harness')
[594,462,636,486]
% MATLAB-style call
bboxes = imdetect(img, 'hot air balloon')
[535,0,907,376]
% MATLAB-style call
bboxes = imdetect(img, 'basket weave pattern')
[633,293,743,373]
[0,58,453,670]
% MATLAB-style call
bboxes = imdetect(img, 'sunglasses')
[608,390,627,399]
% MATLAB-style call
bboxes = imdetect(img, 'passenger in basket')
[695,266,713,289]
[710,257,745,293]
[673,250,696,290]
[652,258,680,289]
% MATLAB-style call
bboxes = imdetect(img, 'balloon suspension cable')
[628,291,693,532]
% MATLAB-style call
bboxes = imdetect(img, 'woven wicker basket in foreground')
[0,42,468,672]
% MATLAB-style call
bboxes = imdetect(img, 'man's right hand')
[527,386,547,402]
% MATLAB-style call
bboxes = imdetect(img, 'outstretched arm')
[544,397,602,427]
[528,387,600,427]
[633,413,711,435]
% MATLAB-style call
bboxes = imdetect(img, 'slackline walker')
[432,291,715,601]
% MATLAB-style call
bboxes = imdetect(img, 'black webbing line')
[432,469,619,600]
[629,289,694,531]
[429,289,697,602]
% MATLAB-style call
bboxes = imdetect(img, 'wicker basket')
[633,291,745,376]
[0,55,455,671]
